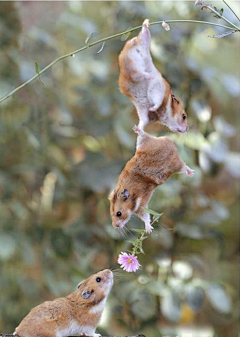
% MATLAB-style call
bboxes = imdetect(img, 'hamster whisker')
[112,269,130,280]
[123,225,132,236]
[118,227,129,239]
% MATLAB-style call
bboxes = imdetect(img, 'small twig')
[0,19,236,104]
[204,3,240,30]
[222,0,240,23]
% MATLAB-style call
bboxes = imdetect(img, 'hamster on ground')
[14,269,113,337]
[118,19,188,132]
[109,126,194,233]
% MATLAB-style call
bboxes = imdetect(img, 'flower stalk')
[117,208,163,272]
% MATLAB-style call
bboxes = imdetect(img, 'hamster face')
[109,189,134,229]
[78,269,114,302]
[168,95,188,133]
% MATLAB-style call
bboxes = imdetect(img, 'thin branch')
[222,0,240,22]
[204,3,240,29]
[0,19,237,104]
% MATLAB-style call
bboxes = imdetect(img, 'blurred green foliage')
[0,1,239,337]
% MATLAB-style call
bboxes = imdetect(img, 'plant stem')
[205,3,240,29]
[131,230,145,256]
[222,0,240,22]
[0,19,237,104]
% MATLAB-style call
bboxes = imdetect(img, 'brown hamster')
[109,126,194,233]
[14,269,113,337]
[118,19,188,132]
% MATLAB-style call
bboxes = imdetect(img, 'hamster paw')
[143,72,154,80]
[145,224,154,233]
[132,125,141,134]
[143,19,150,28]
[149,105,159,112]
[185,166,195,177]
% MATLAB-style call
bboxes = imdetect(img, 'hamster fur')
[109,126,194,233]
[14,269,113,337]
[118,19,188,132]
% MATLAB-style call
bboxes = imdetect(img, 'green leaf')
[120,27,133,41]
[85,31,98,45]
[97,42,105,54]
[34,61,44,85]
[34,61,40,75]
[208,30,237,39]
[130,228,146,233]
[142,207,163,217]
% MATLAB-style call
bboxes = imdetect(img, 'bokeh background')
[0,1,239,336]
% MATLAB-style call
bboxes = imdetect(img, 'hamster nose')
[178,126,187,133]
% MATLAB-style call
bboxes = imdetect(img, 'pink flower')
[117,252,141,272]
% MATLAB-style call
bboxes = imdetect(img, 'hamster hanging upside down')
[14,269,113,337]
[118,19,188,132]
[109,126,194,233]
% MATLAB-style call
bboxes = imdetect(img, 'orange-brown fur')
[14,270,113,337]
[118,19,188,132]
[109,128,193,232]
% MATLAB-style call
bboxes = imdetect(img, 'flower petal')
[117,252,141,273]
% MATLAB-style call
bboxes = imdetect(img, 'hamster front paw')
[143,72,154,80]
[149,103,160,112]
[145,223,154,233]
[132,125,141,134]
[185,165,195,177]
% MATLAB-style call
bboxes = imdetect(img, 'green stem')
[222,0,240,23]
[151,19,236,30]
[205,3,240,29]
[131,230,145,256]
[0,19,237,104]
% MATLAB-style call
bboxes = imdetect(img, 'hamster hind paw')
[143,19,150,28]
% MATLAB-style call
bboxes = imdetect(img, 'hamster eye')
[116,211,122,217]
[96,277,101,283]
[182,114,186,120]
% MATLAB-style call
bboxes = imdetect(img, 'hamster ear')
[81,290,93,299]
[108,189,116,201]
[171,93,179,104]
[77,280,84,289]
[121,189,130,200]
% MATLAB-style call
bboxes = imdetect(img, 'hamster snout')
[102,269,114,284]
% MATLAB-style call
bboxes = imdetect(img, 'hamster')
[14,269,113,337]
[118,19,188,133]
[109,126,194,233]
